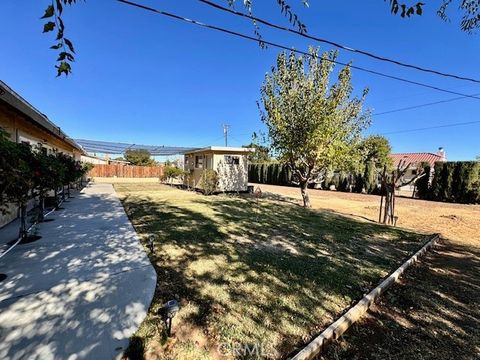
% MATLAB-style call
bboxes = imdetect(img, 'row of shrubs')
[248,163,380,194]
[249,161,480,204]
[0,129,92,238]
[416,161,480,204]
[248,163,294,186]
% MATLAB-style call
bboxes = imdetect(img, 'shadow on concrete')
[0,183,156,360]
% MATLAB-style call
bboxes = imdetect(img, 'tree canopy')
[243,142,271,163]
[359,135,393,169]
[259,48,370,207]
[124,149,156,166]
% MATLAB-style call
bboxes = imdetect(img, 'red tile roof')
[390,153,445,168]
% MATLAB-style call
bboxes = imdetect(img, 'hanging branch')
[41,0,79,76]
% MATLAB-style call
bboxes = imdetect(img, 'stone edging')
[291,233,441,360]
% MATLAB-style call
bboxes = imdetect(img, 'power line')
[381,120,480,135]
[199,0,480,85]
[117,0,480,101]
[374,92,480,116]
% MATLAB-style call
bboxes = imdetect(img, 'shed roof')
[0,80,84,153]
[184,146,255,155]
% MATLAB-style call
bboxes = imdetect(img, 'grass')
[320,242,480,360]
[115,183,427,359]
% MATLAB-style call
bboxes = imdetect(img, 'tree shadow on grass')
[319,241,480,360]
[120,190,428,359]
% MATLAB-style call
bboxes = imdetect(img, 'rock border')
[292,233,441,360]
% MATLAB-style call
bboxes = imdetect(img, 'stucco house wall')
[184,147,253,192]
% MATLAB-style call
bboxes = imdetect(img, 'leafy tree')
[0,129,23,215]
[357,135,392,193]
[0,139,37,239]
[359,135,392,169]
[32,147,63,221]
[259,48,370,207]
[124,149,156,166]
[243,142,271,163]
[38,0,478,76]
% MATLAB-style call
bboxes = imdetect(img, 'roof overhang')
[184,146,255,155]
[0,80,85,154]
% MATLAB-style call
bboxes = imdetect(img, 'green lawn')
[115,183,427,360]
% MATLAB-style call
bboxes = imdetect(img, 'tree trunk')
[38,194,45,222]
[19,205,27,240]
[300,181,311,208]
[54,188,59,209]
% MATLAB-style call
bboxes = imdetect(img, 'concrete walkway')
[0,183,157,360]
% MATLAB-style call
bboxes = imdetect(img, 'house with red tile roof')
[390,147,447,192]
[390,148,446,168]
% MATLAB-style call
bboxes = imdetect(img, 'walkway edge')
[291,233,441,360]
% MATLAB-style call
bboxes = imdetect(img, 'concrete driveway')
[0,183,157,360]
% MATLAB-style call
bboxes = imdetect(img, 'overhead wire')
[374,92,480,116]
[117,0,480,101]
[198,0,480,84]
[380,120,480,135]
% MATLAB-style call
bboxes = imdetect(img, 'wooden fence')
[89,164,164,178]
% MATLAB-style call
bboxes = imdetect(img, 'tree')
[243,143,271,163]
[0,129,24,216]
[124,149,156,166]
[358,135,392,193]
[0,140,37,239]
[38,1,478,76]
[259,48,370,207]
[32,147,63,222]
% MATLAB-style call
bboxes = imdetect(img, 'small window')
[224,155,240,165]
[195,155,204,169]
[411,169,418,175]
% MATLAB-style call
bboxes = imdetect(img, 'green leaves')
[42,1,79,77]
[43,21,55,33]
[41,5,55,19]
[56,61,72,77]
[259,48,371,205]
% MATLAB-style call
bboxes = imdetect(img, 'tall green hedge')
[420,161,480,204]
[248,163,293,186]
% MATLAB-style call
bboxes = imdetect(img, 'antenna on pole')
[223,124,230,147]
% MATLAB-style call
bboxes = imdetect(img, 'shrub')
[426,161,480,204]
[200,169,219,195]
[161,165,185,183]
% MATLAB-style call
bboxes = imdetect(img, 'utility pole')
[223,124,230,147]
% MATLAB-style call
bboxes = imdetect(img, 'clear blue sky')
[1,1,479,160]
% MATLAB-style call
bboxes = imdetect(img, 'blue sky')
[1,1,479,160]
